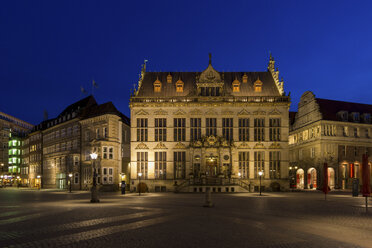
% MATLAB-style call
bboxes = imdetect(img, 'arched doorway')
[206,155,218,177]
[307,168,317,189]
[296,169,304,189]
[327,167,335,189]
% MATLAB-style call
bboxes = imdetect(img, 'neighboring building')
[289,91,372,190]
[33,96,130,191]
[130,55,290,193]
[0,111,33,185]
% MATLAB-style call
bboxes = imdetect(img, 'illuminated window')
[232,79,240,92]
[153,78,162,92]
[167,73,172,83]
[242,73,248,83]
[176,79,184,92]
[254,78,263,92]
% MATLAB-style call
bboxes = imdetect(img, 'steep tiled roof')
[81,102,130,125]
[137,71,281,97]
[316,98,372,121]
[58,95,97,117]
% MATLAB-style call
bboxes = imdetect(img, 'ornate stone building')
[29,96,130,190]
[289,91,372,190]
[130,55,290,192]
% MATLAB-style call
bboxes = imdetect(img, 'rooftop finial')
[269,52,273,61]
[209,53,212,65]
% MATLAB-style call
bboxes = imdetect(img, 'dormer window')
[363,113,371,123]
[232,79,240,92]
[338,111,348,121]
[352,112,360,122]
[254,78,263,92]
[154,77,162,92]
[167,73,172,83]
[176,79,184,92]
[242,73,248,83]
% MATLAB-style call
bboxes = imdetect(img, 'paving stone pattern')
[0,189,371,248]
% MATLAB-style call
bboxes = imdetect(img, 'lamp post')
[90,152,100,203]
[258,171,263,196]
[68,173,73,193]
[37,175,41,190]
[138,172,142,196]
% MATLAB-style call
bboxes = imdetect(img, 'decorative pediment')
[154,142,167,149]
[237,109,250,116]
[174,142,187,149]
[221,109,234,115]
[198,63,222,84]
[205,109,218,115]
[135,142,149,149]
[253,143,265,149]
[269,143,281,149]
[190,109,202,115]
[253,110,266,115]
[154,109,168,115]
[269,109,281,115]
[173,109,186,115]
[238,142,250,149]
[135,109,149,116]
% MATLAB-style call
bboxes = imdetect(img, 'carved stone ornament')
[238,142,250,149]
[253,110,266,115]
[221,110,234,115]
[237,109,250,116]
[269,142,281,149]
[190,109,202,115]
[173,109,186,115]
[174,142,187,149]
[198,64,222,83]
[205,109,218,116]
[269,109,281,115]
[253,143,265,149]
[135,109,149,115]
[135,142,149,149]
[154,142,167,149]
[154,109,168,115]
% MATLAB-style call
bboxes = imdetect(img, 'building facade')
[28,96,130,191]
[289,91,372,190]
[130,55,290,193]
[0,111,33,186]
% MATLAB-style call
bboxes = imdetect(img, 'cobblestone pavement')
[0,188,371,248]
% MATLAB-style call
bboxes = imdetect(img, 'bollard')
[203,187,214,208]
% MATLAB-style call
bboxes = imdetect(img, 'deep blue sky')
[1,0,372,125]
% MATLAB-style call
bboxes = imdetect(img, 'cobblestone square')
[0,189,371,248]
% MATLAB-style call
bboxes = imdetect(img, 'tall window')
[174,118,186,142]
[254,151,264,178]
[269,151,280,179]
[239,152,249,178]
[103,127,107,138]
[155,152,166,179]
[206,118,217,136]
[102,146,113,159]
[222,118,233,141]
[269,118,281,141]
[155,118,167,142]
[109,147,113,159]
[137,118,148,141]
[137,152,148,179]
[174,151,186,179]
[102,167,113,184]
[190,118,201,141]
[239,118,249,141]
[254,118,265,141]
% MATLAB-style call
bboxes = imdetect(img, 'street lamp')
[258,171,264,196]
[238,172,241,178]
[90,152,100,203]
[37,175,41,190]
[68,173,73,193]
[138,172,142,196]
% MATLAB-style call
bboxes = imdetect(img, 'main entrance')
[206,155,218,177]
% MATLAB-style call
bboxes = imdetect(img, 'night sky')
[1,0,372,125]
